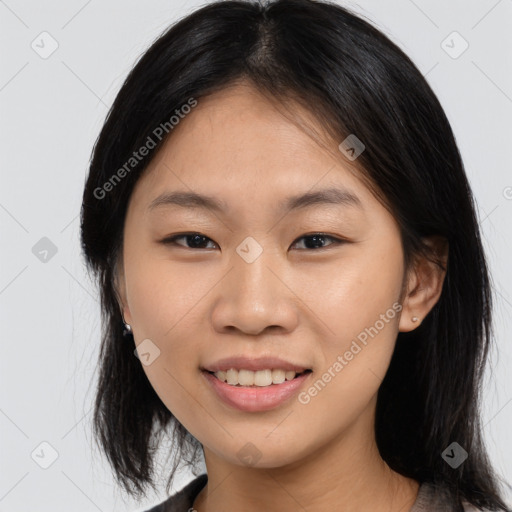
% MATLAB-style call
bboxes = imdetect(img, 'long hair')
[80,1,510,509]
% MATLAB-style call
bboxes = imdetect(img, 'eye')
[290,233,342,250]
[160,232,344,251]
[161,233,218,250]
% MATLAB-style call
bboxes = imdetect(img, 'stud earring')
[412,316,419,322]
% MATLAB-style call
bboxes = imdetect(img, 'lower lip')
[202,371,312,412]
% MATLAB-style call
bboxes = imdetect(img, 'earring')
[412,316,419,322]
[121,312,132,336]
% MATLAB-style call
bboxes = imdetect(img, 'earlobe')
[398,267,422,333]
[121,304,132,327]
[398,235,448,333]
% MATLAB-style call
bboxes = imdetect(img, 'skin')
[115,80,448,512]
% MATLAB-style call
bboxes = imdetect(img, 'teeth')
[272,369,286,384]
[226,369,238,385]
[254,369,272,386]
[285,370,296,381]
[213,368,303,387]
[239,369,254,386]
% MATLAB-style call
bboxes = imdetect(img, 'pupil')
[189,234,207,248]
[305,235,325,249]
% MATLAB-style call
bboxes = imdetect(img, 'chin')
[216,438,309,470]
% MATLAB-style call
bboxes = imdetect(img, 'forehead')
[129,81,376,217]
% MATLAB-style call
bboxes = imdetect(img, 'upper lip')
[202,356,311,373]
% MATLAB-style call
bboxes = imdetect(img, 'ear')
[399,235,449,333]
[114,257,132,326]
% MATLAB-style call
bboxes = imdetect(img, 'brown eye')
[161,233,217,249]
[160,232,344,251]
[291,233,343,250]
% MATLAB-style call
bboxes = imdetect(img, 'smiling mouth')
[206,368,313,387]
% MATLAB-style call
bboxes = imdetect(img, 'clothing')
[142,473,488,511]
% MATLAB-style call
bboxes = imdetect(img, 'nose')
[210,243,299,337]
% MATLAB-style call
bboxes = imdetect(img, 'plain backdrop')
[1,0,511,510]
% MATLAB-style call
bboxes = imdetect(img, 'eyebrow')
[146,187,364,215]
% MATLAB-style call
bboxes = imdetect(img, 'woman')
[80,0,511,510]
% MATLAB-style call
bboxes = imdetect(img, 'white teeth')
[226,369,238,385]
[213,368,305,387]
[238,369,255,386]
[271,369,286,384]
[254,369,272,386]
[285,370,296,381]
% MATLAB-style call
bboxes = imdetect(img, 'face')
[116,81,411,470]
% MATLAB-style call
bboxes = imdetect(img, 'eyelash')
[160,232,345,251]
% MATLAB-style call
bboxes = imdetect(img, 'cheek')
[296,310,400,441]
[124,255,209,418]
[317,244,403,335]
[302,245,403,410]
[125,251,207,338]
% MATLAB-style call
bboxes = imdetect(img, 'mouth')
[204,368,313,388]
[202,368,313,412]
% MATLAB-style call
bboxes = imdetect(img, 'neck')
[192,404,420,512]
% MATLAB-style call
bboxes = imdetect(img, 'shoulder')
[142,473,208,512]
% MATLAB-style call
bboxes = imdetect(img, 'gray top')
[143,473,487,511]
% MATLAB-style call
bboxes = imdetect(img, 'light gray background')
[1,0,511,510]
